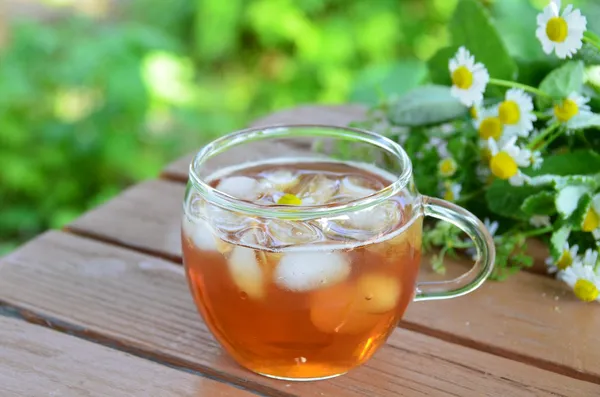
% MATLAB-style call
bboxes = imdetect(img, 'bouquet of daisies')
[352,0,600,302]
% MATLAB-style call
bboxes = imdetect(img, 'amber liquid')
[182,161,422,380]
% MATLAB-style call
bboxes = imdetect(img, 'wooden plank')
[68,179,186,261]
[1,231,598,397]
[160,104,367,181]
[65,178,599,381]
[0,316,258,397]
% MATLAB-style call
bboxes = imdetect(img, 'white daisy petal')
[448,47,489,107]
[536,0,587,59]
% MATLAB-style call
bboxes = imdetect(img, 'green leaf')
[485,180,544,220]
[492,0,546,62]
[550,226,570,258]
[567,113,600,129]
[387,85,467,127]
[447,135,467,161]
[528,150,600,177]
[567,193,592,231]
[575,43,600,65]
[350,60,428,105]
[555,184,592,218]
[194,0,244,60]
[536,61,585,109]
[427,46,458,86]
[449,0,517,80]
[520,191,556,216]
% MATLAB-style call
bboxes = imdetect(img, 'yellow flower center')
[469,106,478,119]
[573,279,599,302]
[444,189,455,202]
[479,117,503,140]
[489,152,518,180]
[553,98,579,122]
[277,193,302,206]
[451,66,473,90]
[546,17,568,43]
[556,249,573,270]
[582,207,600,232]
[438,158,457,177]
[498,100,521,125]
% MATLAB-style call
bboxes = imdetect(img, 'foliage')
[0,0,455,253]
[354,0,600,300]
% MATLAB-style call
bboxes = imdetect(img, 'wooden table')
[2,105,600,397]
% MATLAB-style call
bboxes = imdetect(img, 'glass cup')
[181,125,495,381]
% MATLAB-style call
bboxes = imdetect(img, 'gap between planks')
[0,305,291,397]
[0,311,270,397]
[62,221,600,385]
[2,231,598,397]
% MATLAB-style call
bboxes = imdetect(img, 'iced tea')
[182,160,422,380]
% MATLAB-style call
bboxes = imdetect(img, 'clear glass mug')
[181,125,495,381]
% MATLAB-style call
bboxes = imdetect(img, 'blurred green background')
[1,0,599,253]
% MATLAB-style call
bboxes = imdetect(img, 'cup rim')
[188,124,414,220]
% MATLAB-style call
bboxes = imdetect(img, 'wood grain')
[68,179,186,261]
[160,104,367,181]
[0,316,258,397]
[65,178,600,381]
[1,231,598,396]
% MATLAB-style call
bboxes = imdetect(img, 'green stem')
[488,78,551,98]
[521,226,553,238]
[584,31,600,41]
[533,111,550,119]
[527,123,560,150]
[448,241,474,249]
[578,130,592,147]
[537,126,563,151]
[583,36,600,52]
[456,188,484,204]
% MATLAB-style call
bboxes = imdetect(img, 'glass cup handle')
[414,196,496,302]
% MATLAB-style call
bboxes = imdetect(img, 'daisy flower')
[551,92,591,132]
[449,47,490,107]
[530,150,543,170]
[425,137,449,158]
[498,89,536,138]
[536,0,587,59]
[530,215,551,228]
[558,253,600,302]
[487,137,532,186]
[469,102,482,120]
[546,242,578,274]
[442,182,462,202]
[582,194,600,239]
[582,248,599,270]
[474,106,503,141]
[438,157,458,177]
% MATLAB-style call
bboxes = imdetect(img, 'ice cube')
[216,176,260,200]
[294,175,338,205]
[205,204,253,233]
[227,244,264,300]
[346,201,401,231]
[339,176,377,199]
[355,274,401,313]
[263,170,298,191]
[309,283,380,335]
[367,216,422,260]
[266,220,322,247]
[181,215,218,252]
[274,251,350,292]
